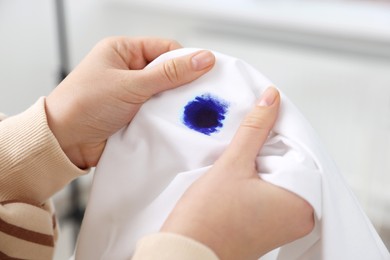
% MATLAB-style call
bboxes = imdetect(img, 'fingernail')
[191,51,215,71]
[258,87,278,107]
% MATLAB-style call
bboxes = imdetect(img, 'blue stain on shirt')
[182,93,229,135]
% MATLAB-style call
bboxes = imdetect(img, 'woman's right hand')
[161,87,314,260]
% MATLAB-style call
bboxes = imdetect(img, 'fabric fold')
[75,48,389,259]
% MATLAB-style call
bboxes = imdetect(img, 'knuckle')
[96,36,129,51]
[241,111,270,131]
[162,59,180,83]
[97,37,117,47]
[167,39,181,48]
[94,37,121,53]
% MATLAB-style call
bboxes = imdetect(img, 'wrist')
[0,97,88,203]
[44,96,89,169]
[161,208,231,259]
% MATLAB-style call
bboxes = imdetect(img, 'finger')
[127,37,183,68]
[223,87,280,164]
[130,50,215,97]
[99,37,182,69]
[138,37,182,62]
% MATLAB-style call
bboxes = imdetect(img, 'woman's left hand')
[46,37,215,168]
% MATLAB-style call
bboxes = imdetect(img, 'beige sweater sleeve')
[0,97,88,259]
[132,233,219,260]
[0,97,219,260]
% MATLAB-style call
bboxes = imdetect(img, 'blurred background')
[1,0,389,258]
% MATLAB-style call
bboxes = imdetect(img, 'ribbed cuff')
[132,233,219,260]
[0,97,88,204]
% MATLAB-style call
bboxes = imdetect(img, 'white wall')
[0,0,58,115]
[1,0,389,258]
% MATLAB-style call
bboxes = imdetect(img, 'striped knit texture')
[0,98,218,260]
[0,97,86,259]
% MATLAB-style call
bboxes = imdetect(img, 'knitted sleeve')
[0,97,88,259]
[132,233,219,260]
[0,98,218,259]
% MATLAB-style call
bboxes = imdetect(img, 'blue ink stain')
[182,93,229,135]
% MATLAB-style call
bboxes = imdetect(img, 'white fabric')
[75,48,389,259]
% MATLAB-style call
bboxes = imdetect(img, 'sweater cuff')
[0,97,88,204]
[132,233,219,260]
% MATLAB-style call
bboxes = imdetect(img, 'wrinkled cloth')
[75,49,389,259]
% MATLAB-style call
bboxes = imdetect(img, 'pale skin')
[162,87,314,259]
[46,37,314,259]
[46,37,215,168]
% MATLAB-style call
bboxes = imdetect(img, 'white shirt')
[75,48,389,260]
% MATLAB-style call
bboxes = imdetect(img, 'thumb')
[223,87,280,165]
[134,50,215,97]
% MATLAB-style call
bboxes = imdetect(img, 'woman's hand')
[161,87,314,260]
[46,37,215,168]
